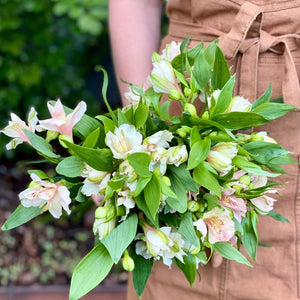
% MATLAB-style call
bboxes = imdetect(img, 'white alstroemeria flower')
[105,124,145,159]
[148,59,181,94]
[38,99,86,138]
[250,190,277,213]
[144,130,173,152]
[1,107,39,150]
[81,164,111,197]
[19,174,71,219]
[225,96,252,113]
[118,160,138,183]
[117,187,136,210]
[167,144,188,166]
[250,174,268,188]
[220,189,247,222]
[93,218,116,240]
[149,147,168,175]
[207,142,238,175]
[194,208,235,244]
[204,89,221,106]
[124,86,141,106]
[161,41,181,62]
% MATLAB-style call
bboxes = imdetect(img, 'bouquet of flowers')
[1,40,297,300]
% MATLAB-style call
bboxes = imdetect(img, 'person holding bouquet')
[109,0,300,299]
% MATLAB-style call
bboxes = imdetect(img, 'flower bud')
[189,243,201,255]
[209,131,233,142]
[187,200,201,212]
[95,207,108,219]
[58,134,73,148]
[151,52,161,63]
[225,96,252,113]
[122,250,135,271]
[249,133,264,142]
[239,175,251,186]
[184,87,192,97]
[169,89,181,100]
[201,111,210,120]
[116,206,126,217]
[232,184,243,194]
[184,103,197,117]
[176,126,191,138]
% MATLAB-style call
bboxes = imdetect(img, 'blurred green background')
[0,0,122,159]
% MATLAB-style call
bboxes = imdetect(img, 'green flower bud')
[106,205,116,220]
[209,131,233,142]
[151,52,161,63]
[116,206,126,217]
[169,89,181,100]
[58,134,73,148]
[239,175,251,186]
[176,126,191,138]
[249,133,264,142]
[122,250,135,272]
[232,184,243,194]
[187,200,201,212]
[189,243,201,255]
[201,111,210,120]
[184,103,197,117]
[184,87,192,97]
[95,207,108,219]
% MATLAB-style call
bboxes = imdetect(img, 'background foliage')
[0,0,121,158]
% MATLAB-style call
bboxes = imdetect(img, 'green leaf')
[210,75,235,116]
[267,210,289,223]
[251,102,296,121]
[2,205,42,231]
[212,112,267,130]
[108,177,126,190]
[27,169,48,179]
[117,108,130,126]
[193,162,221,197]
[130,247,153,297]
[102,214,138,263]
[135,101,149,128]
[63,141,113,172]
[144,173,161,219]
[95,115,116,133]
[204,193,222,211]
[213,242,252,267]
[174,253,197,286]
[193,50,211,92]
[242,167,279,177]
[241,211,258,260]
[178,212,200,248]
[251,84,272,109]
[23,129,60,159]
[56,156,84,178]
[127,152,151,178]
[82,127,105,149]
[135,194,159,228]
[161,179,178,199]
[211,45,231,90]
[187,137,211,170]
[168,164,198,192]
[134,176,152,197]
[69,243,114,300]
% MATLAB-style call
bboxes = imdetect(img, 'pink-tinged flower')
[1,107,39,150]
[19,174,71,219]
[105,124,145,159]
[161,41,181,62]
[250,174,268,188]
[250,191,277,213]
[194,208,235,244]
[38,99,86,138]
[220,189,247,222]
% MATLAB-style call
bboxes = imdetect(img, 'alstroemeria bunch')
[1,40,297,300]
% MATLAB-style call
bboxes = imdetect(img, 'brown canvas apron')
[127,1,300,299]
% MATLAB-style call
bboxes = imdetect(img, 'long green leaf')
[187,137,211,170]
[193,162,221,197]
[23,129,60,159]
[130,247,153,297]
[69,243,114,300]
[2,205,42,231]
[127,152,151,177]
[178,212,200,248]
[174,253,197,286]
[213,242,252,266]
[63,140,113,172]
[144,173,161,219]
[102,214,138,263]
[56,156,84,178]
[251,102,296,120]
